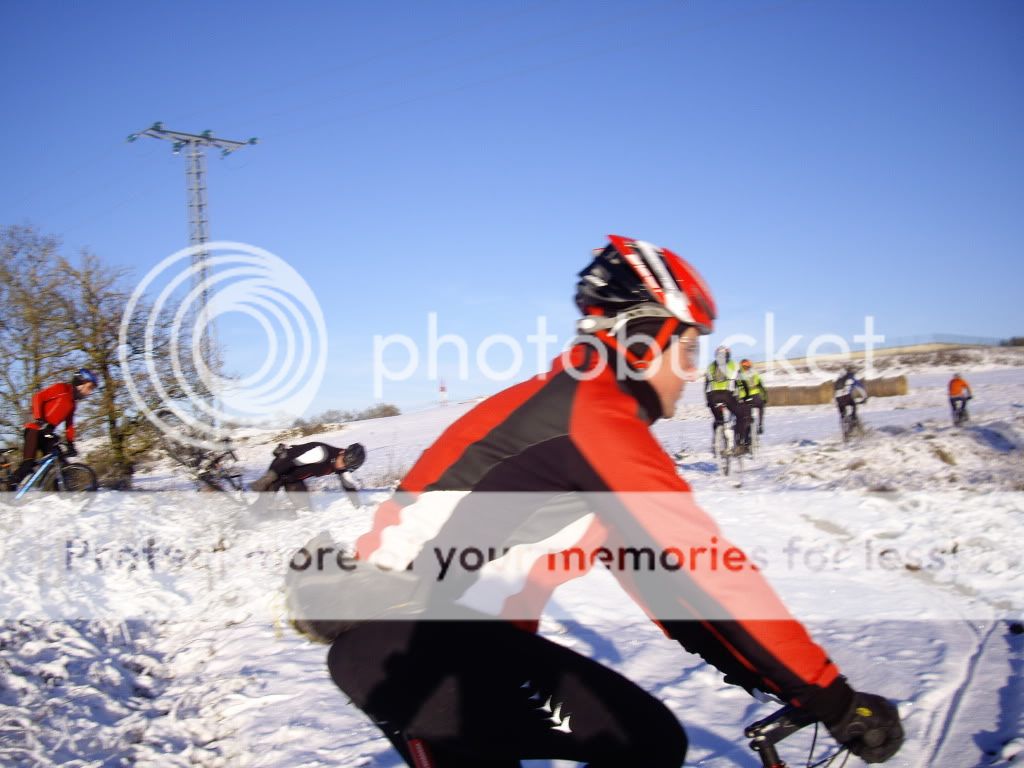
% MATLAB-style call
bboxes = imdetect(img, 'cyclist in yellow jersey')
[705,345,750,454]
[739,359,768,436]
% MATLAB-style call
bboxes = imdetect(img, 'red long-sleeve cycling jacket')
[356,345,854,724]
[24,382,77,441]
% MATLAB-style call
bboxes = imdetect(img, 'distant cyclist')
[705,345,750,455]
[739,359,768,435]
[948,373,972,424]
[9,368,97,489]
[250,441,366,508]
[833,365,867,431]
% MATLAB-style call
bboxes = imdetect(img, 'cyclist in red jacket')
[9,368,97,488]
[305,237,902,766]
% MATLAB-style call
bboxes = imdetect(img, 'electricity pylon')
[127,123,257,402]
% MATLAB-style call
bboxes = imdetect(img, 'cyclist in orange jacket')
[9,368,98,488]
[948,373,972,424]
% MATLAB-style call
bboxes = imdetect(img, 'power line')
[54,178,168,241]
[126,123,258,388]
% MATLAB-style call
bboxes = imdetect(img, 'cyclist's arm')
[30,388,47,423]
[338,470,363,507]
[569,411,854,725]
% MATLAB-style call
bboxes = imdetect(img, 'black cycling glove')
[827,692,904,763]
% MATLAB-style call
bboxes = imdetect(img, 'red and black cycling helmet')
[575,235,716,335]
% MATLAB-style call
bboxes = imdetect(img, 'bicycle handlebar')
[745,706,818,767]
[49,442,71,459]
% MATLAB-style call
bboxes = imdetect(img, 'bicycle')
[0,448,18,490]
[399,704,846,768]
[196,447,244,493]
[746,705,849,767]
[952,398,970,427]
[9,442,97,498]
[740,399,759,460]
[840,409,866,443]
[712,402,740,477]
[164,438,244,493]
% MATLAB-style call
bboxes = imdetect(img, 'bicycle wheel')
[0,450,16,490]
[715,426,730,476]
[43,464,98,492]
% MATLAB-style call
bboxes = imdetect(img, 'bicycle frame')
[198,449,243,492]
[13,450,59,500]
[953,400,969,426]
[401,705,836,768]
[713,403,736,451]
[745,705,818,767]
[840,408,862,442]
[11,443,96,497]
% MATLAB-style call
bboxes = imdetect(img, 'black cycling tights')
[328,620,687,767]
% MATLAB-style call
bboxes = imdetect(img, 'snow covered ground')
[2,362,1022,766]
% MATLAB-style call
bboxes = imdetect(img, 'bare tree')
[2,224,230,480]
[57,250,182,486]
[0,226,77,447]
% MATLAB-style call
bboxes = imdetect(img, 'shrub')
[356,403,400,420]
[85,444,137,489]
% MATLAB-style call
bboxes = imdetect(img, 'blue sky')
[2,0,1022,412]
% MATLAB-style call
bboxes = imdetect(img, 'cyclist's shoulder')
[37,381,73,397]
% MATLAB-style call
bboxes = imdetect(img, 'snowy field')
[1,360,1022,766]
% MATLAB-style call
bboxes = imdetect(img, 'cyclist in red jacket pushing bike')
[9,368,98,489]
[305,236,903,766]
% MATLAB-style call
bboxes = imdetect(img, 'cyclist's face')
[78,382,96,398]
[675,329,701,382]
[650,327,700,418]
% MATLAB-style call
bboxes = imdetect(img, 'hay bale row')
[767,382,833,407]
[865,376,909,397]
[766,376,908,407]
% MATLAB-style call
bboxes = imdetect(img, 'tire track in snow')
[918,620,1001,767]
